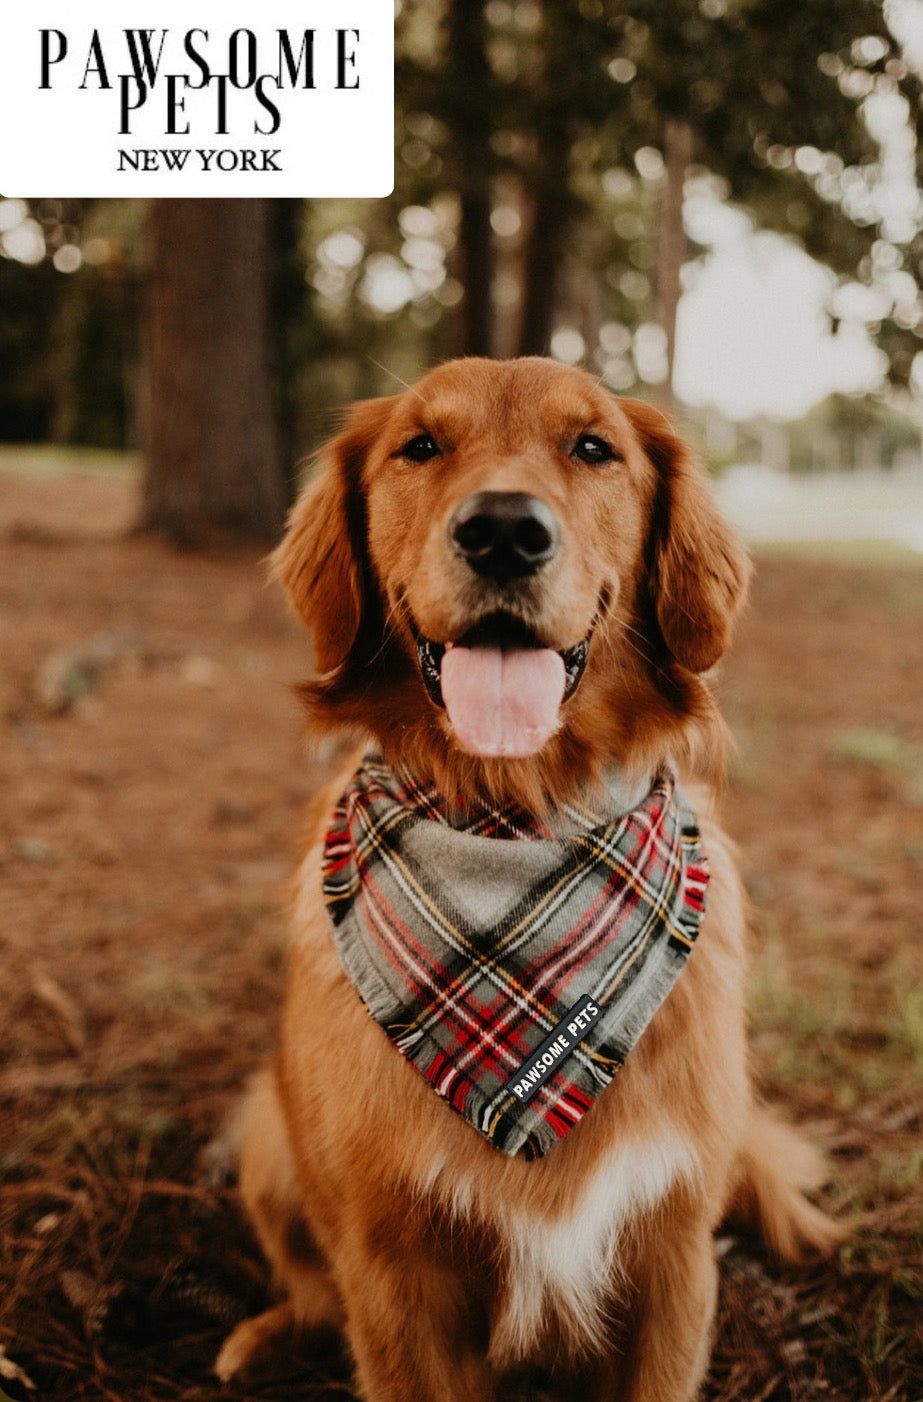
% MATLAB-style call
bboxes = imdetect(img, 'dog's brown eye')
[573,434,618,465]
[398,433,440,463]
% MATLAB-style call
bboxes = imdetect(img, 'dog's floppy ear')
[273,396,395,674]
[622,398,751,673]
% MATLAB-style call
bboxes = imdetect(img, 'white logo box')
[0,0,393,196]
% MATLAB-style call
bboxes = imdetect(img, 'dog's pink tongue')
[441,647,566,758]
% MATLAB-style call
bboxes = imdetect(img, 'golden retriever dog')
[216,357,842,1400]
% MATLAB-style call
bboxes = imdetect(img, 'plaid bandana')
[322,756,709,1159]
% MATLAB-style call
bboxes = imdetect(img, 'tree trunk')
[516,138,575,358]
[656,118,693,407]
[446,0,494,357]
[139,199,288,546]
[458,190,494,356]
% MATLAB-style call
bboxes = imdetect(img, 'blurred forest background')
[2,0,923,542]
[2,3,923,1401]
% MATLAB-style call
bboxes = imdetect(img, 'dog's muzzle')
[449,491,559,585]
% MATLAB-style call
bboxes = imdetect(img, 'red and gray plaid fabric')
[322,756,709,1159]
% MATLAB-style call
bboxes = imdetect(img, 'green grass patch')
[725,711,781,792]
[0,1095,179,1175]
[830,727,923,801]
[0,444,139,480]
[749,936,923,1108]
[754,538,923,567]
[831,728,916,770]
[892,986,923,1069]
[839,1148,923,1218]
[127,963,217,1026]
[749,935,854,1039]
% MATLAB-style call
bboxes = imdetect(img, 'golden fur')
[217,358,843,1401]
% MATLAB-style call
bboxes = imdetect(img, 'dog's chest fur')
[423,1126,699,1363]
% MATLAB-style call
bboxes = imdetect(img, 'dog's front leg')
[338,1250,493,1402]
[609,1217,718,1402]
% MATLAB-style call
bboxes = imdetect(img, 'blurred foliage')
[788,391,921,471]
[0,198,143,446]
[0,0,922,453]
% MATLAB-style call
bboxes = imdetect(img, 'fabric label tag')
[504,994,602,1104]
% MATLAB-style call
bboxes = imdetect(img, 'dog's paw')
[214,1302,294,1382]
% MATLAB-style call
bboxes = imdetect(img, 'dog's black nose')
[449,491,559,583]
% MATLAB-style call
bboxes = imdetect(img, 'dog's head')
[276,358,750,803]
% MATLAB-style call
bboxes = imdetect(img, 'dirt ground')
[1,465,921,1402]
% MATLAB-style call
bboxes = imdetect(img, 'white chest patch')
[490,1127,700,1363]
